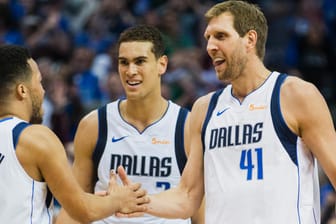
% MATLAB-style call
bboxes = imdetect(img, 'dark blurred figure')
[0,1,24,45]
[65,46,103,113]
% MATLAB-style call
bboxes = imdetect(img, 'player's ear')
[16,83,29,100]
[158,55,168,77]
[245,30,257,53]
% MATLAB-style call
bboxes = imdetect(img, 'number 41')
[239,148,263,180]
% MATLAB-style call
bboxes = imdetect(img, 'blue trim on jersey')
[230,72,274,105]
[270,73,298,165]
[313,209,318,224]
[93,105,108,183]
[0,117,13,123]
[297,165,302,224]
[12,122,30,149]
[174,107,189,174]
[201,89,224,154]
[118,100,171,135]
[45,186,53,209]
[30,181,35,224]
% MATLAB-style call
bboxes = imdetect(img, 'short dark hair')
[205,0,268,60]
[0,45,32,99]
[117,25,165,59]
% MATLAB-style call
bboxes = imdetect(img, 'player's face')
[118,41,167,100]
[27,59,45,124]
[204,12,248,83]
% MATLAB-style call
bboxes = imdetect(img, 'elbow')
[184,206,198,220]
[70,212,95,224]
[66,205,97,223]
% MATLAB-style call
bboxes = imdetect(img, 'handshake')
[99,165,150,217]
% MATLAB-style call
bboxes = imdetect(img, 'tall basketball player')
[116,1,336,223]
[56,25,204,224]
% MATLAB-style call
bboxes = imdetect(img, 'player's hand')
[107,167,149,214]
[117,165,132,185]
[113,166,149,217]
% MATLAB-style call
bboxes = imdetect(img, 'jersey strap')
[92,105,108,182]
[174,107,189,174]
[201,89,224,153]
[13,122,30,149]
[270,73,298,165]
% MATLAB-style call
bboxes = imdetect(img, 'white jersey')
[93,100,191,224]
[202,72,320,224]
[0,117,53,224]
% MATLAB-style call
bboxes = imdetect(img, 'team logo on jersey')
[248,104,267,111]
[217,107,230,116]
[0,153,4,164]
[112,136,128,143]
[151,137,170,145]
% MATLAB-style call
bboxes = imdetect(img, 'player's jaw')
[28,87,44,124]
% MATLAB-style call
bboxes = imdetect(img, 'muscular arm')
[18,117,147,224]
[71,110,99,192]
[184,112,205,224]
[146,94,211,219]
[55,110,100,223]
[281,77,336,188]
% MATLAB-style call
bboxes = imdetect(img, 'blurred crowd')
[1,0,335,222]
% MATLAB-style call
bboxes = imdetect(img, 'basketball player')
[116,1,336,223]
[0,44,148,223]
[56,25,204,224]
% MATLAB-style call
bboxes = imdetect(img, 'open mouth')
[213,58,225,67]
[126,80,142,86]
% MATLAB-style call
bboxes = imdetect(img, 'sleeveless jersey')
[0,117,53,224]
[202,72,320,224]
[92,100,191,224]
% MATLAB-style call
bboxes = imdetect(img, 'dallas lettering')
[110,154,172,177]
[209,122,263,149]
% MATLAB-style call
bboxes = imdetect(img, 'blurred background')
[1,0,335,222]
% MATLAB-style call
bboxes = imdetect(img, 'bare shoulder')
[19,124,62,150]
[281,76,319,99]
[280,75,330,136]
[281,75,327,110]
[16,124,66,181]
[189,92,214,130]
[73,109,99,158]
[77,109,99,131]
[191,92,213,113]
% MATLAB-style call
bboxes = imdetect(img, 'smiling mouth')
[126,80,142,86]
[213,59,225,67]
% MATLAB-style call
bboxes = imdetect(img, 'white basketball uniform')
[92,100,191,224]
[0,117,53,224]
[202,72,320,224]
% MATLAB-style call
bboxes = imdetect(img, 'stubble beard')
[30,93,43,124]
[218,47,247,83]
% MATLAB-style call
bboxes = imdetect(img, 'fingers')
[129,182,141,192]
[135,194,150,205]
[135,188,147,199]
[117,165,132,186]
[108,170,117,192]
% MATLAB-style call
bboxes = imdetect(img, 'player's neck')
[120,98,168,132]
[231,67,271,102]
[0,105,29,122]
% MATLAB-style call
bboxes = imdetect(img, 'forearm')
[147,187,199,219]
[84,193,120,221]
[191,197,205,224]
[55,209,81,224]
[58,192,119,223]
